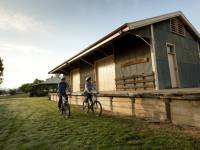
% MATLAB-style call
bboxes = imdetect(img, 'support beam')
[99,50,109,56]
[61,69,69,75]
[150,24,159,90]
[135,35,152,47]
[112,43,115,54]
[80,58,94,67]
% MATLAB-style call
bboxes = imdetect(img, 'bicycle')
[83,92,102,116]
[59,94,70,119]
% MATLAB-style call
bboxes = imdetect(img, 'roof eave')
[49,24,130,74]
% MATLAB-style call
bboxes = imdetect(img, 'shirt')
[57,81,69,94]
[84,81,94,93]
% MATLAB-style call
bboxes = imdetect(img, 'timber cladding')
[134,98,167,121]
[114,34,154,91]
[121,58,149,67]
[112,97,133,116]
[115,73,155,91]
[80,65,95,91]
[171,100,200,128]
[49,91,200,128]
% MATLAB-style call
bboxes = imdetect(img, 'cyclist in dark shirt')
[57,76,70,110]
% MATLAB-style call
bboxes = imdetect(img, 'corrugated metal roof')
[127,11,200,39]
[39,76,60,85]
[49,11,200,74]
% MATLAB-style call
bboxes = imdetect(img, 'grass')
[0,97,200,150]
[0,93,29,99]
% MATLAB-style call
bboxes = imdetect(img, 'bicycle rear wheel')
[83,100,89,113]
[92,101,102,116]
[62,103,70,119]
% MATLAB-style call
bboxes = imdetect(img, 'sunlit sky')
[0,0,200,89]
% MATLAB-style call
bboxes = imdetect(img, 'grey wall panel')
[156,59,171,89]
[154,19,200,89]
[131,26,151,38]
[178,63,200,87]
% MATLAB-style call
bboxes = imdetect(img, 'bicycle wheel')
[92,101,102,116]
[62,103,70,119]
[83,100,89,113]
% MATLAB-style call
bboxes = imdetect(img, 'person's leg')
[88,93,92,103]
[64,93,68,103]
[85,93,89,103]
[58,94,62,108]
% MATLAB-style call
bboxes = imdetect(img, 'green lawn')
[0,97,200,150]
[0,93,29,99]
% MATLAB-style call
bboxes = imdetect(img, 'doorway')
[166,43,179,88]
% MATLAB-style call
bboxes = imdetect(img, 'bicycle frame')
[83,92,102,116]
[57,93,70,119]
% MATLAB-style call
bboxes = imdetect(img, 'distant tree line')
[0,57,4,85]
[0,79,48,97]
[19,79,45,97]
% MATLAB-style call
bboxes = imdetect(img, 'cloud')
[0,8,44,32]
[0,42,54,88]
[0,41,52,56]
[0,40,64,88]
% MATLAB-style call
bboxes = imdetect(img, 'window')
[167,44,175,54]
[170,18,185,36]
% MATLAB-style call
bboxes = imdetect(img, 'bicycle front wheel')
[92,101,102,116]
[62,103,70,119]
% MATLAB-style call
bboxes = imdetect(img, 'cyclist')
[84,76,95,103]
[57,76,70,110]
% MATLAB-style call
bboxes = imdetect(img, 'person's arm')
[85,82,90,93]
[92,83,96,90]
[65,82,71,94]
[57,83,60,94]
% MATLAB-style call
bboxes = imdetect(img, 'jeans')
[85,93,92,103]
[58,93,68,108]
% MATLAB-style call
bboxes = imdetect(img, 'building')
[30,76,60,97]
[49,11,200,128]
[49,11,200,92]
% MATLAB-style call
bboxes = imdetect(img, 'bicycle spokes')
[92,101,102,116]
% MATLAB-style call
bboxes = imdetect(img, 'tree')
[33,79,43,84]
[9,89,17,95]
[19,79,43,93]
[0,57,4,84]
[0,89,7,95]
[19,83,32,93]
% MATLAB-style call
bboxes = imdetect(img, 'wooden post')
[150,24,159,90]
[134,77,136,91]
[69,95,71,104]
[110,97,113,112]
[197,40,200,59]
[164,98,172,122]
[130,97,135,117]
[143,75,145,90]
[122,76,125,91]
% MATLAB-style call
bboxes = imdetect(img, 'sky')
[0,0,200,89]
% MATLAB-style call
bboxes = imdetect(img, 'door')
[167,44,179,88]
[72,69,80,92]
[96,56,116,91]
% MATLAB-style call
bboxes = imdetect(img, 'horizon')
[0,0,200,89]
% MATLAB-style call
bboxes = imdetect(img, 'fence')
[115,73,155,91]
